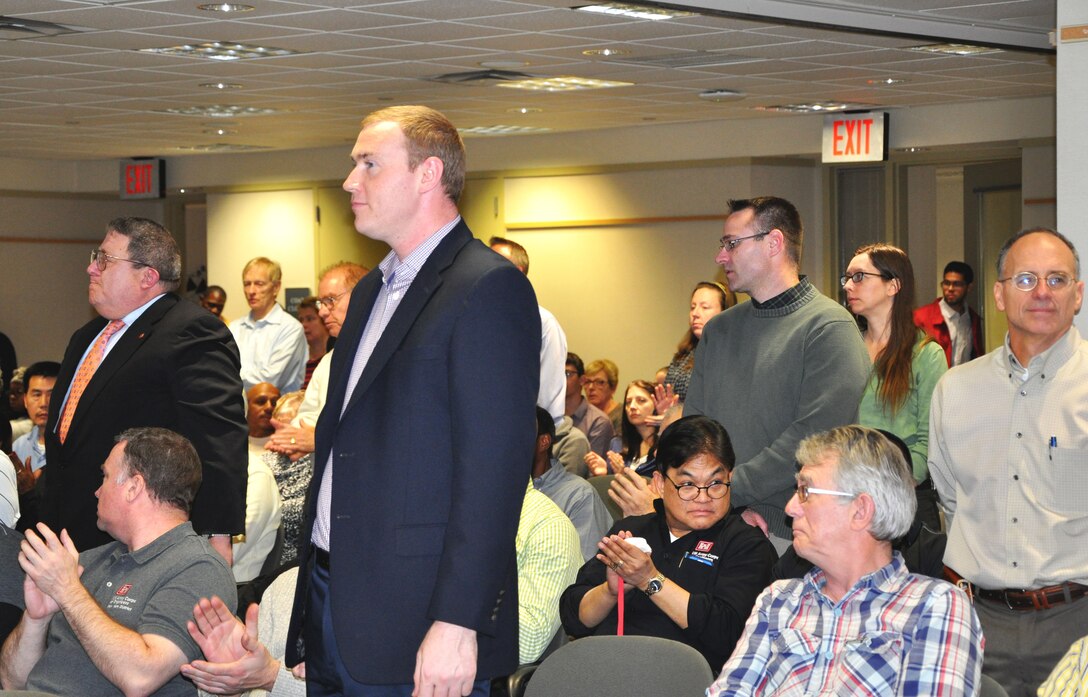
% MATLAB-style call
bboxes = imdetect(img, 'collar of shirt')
[751,276,812,311]
[803,552,907,607]
[533,457,565,489]
[1004,325,1080,382]
[105,521,195,565]
[938,297,960,318]
[377,216,462,295]
[241,302,287,329]
[99,292,166,357]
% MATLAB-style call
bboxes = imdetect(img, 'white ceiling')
[0,0,1056,160]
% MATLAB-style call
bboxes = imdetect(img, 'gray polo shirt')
[27,522,236,697]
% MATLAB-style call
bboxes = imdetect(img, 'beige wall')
[0,194,165,365]
[499,160,820,385]
[207,189,316,323]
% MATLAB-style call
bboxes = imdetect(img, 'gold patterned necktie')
[59,319,125,443]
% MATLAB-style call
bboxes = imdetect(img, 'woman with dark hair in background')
[664,282,735,402]
[585,379,659,476]
[842,243,946,530]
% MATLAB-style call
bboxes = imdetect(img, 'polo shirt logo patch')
[116,584,132,596]
[695,541,714,552]
[683,551,718,567]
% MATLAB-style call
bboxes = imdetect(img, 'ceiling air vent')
[427,69,536,85]
[0,16,83,40]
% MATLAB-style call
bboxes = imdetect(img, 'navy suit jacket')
[287,221,541,684]
[41,293,248,550]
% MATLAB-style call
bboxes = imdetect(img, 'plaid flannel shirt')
[707,553,983,696]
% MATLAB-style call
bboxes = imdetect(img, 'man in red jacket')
[914,260,983,367]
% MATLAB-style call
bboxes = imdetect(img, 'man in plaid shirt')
[708,426,982,696]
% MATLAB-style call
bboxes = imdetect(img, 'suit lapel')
[339,223,472,418]
[66,295,175,436]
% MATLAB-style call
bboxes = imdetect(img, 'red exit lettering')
[125,163,153,195]
[832,118,874,157]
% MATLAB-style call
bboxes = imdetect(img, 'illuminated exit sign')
[119,158,165,199]
[822,112,888,164]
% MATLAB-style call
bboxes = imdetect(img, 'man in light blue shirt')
[229,257,307,393]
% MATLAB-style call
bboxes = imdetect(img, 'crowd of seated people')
[5,201,1088,697]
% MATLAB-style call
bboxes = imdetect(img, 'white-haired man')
[709,426,982,697]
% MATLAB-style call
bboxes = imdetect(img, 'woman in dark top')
[585,379,659,476]
[561,415,778,669]
[664,281,734,402]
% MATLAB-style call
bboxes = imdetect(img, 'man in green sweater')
[686,196,869,551]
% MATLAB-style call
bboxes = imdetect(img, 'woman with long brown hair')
[842,243,946,528]
[585,379,660,476]
[664,281,735,402]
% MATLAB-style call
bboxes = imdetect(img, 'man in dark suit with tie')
[286,105,540,696]
[41,217,247,563]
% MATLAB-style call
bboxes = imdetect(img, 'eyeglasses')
[719,231,768,252]
[839,271,886,287]
[90,248,146,272]
[998,271,1075,292]
[315,290,350,310]
[664,474,730,501]
[564,370,579,378]
[584,378,610,388]
[794,482,856,504]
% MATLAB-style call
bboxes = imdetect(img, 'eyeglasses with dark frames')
[718,231,769,252]
[839,271,887,287]
[664,474,731,501]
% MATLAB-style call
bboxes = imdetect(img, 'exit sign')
[119,158,165,199]
[822,112,888,163]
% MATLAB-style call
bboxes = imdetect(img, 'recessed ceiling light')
[197,4,254,12]
[141,41,298,61]
[898,146,930,153]
[496,75,632,92]
[506,107,542,114]
[203,128,237,135]
[459,125,552,136]
[754,101,865,113]
[866,78,908,86]
[582,48,630,57]
[698,89,744,102]
[575,3,695,21]
[910,43,1003,56]
[199,82,243,90]
[162,105,280,117]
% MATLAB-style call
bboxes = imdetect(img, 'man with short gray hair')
[1,427,237,696]
[931,227,1088,697]
[230,256,307,393]
[709,425,982,697]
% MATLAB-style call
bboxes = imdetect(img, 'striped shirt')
[707,554,983,697]
[1040,636,1088,697]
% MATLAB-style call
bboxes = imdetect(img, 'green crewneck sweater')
[686,278,869,538]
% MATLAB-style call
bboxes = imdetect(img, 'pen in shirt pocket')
[1049,435,1057,460]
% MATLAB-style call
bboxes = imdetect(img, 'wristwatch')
[643,573,666,596]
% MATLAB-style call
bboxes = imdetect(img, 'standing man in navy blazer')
[41,217,247,562]
[287,106,540,696]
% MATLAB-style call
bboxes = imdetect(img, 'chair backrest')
[979,673,1009,697]
[586,475,623,522]
[524,635,713,697]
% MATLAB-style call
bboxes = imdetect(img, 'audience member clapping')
[560,415,777,669]
[585,379,659,476]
